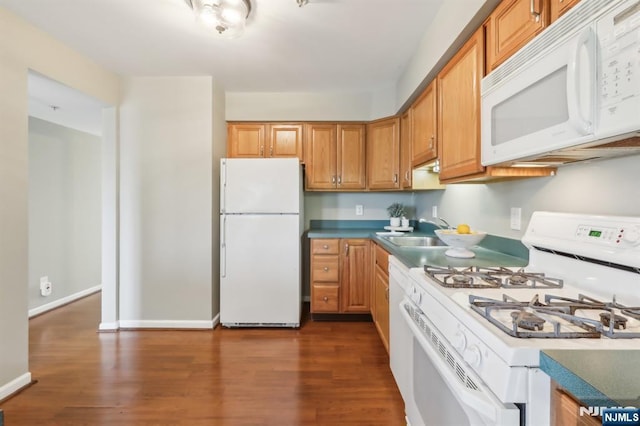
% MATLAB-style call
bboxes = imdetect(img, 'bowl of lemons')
[434,224,487,258]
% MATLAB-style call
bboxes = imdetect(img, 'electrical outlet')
[40,276,52,297]
[432,206,438,218]
[355,205,364,216]
[510,207,522,231]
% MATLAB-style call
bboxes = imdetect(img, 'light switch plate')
[432,206,438,218]
[355,205,364,216]
[510,207,522,230]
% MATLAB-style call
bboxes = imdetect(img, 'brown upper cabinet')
[399,110,413,189]
[410,80,438,167]
[227,122,303,161]
[367,117,400,190]
[437,27,485,182]
[549,0,581,23]
[485,0,549,73]
[304,123,366,191]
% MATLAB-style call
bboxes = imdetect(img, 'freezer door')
[220,214,301,326]
[221,158,300,214]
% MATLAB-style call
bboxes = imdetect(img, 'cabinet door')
[374,266,390,353]
[411,80,437,167]
[437,28,485,182]
[304,124,337,189]
[485,0,549,72]
[340,239,370,313]
[268,124,303,160]
[550,0,580,23]
[227,123,266,158]
[366,117,400,190]
[337,124,366,190]
[400,110,413,189]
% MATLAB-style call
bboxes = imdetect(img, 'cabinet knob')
[323,296,329,302]
[260,145,264,156]
[322,244,329,249]
[323,267,329,272]
[429,135,434,148]
[269,146,273,157]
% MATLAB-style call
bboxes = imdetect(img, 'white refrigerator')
[220,158,303,327]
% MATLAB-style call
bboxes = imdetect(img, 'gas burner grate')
[469,293,640,339]
[469,294,603,338]
[423,265,564,289]
[482,267,564,289]
[423,265,502,288]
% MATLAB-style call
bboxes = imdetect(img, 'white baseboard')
[0,372,31,401]
[28,285,102,318]
[98,321,120,332]
[118,319,215,329]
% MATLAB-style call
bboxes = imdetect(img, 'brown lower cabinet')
[551,380,602,426]
[310,238,370,314]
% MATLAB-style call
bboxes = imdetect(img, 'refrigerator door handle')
[220,160,226,213]
[221,216,227,278]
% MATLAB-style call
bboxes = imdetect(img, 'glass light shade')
[188,0,250,38]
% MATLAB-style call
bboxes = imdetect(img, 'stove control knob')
[622,227,640,245]
[452,330,467,352]
[464,345,482,368]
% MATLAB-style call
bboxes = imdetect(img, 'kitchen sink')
[382,236,446,248]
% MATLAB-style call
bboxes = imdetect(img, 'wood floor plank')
[1,293,405,425]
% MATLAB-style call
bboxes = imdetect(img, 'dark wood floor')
[1,293,405,425]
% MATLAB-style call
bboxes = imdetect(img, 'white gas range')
[393,212,640,426]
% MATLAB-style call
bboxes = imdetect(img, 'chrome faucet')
[419,217,452,230]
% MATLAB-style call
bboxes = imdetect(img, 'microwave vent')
[507,136,640,166]
[484,0,612,92]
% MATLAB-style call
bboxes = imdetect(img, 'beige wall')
[0,8,120,399]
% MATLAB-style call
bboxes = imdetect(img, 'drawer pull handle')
[323,244,329,249]
[323,267,329,272]
[323,296,329,302]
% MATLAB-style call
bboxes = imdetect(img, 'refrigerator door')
[220,213,301,326]
[221,158,300,214]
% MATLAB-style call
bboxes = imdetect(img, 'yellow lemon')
[457,224,471,234]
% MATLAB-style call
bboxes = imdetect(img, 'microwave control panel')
[597,0,640,127]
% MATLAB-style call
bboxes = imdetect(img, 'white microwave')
[481,0,640,166]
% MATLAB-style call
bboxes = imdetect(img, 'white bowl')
[434,229,487,258]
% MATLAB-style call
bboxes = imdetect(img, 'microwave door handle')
[567,26,595,135]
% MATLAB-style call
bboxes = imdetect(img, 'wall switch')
[432,206,438,218]
[510,207,522,231]
[355,205,364,216]
[40,276,52,296]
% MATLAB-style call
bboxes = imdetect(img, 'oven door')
[401,301,521,426]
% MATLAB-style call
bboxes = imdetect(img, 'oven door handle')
[401,303,520,425]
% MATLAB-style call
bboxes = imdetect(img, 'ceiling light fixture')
[296,0,309,6]
[185,0,251,38]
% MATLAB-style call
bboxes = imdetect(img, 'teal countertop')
[306,220,528,268]
[541,350,640,408]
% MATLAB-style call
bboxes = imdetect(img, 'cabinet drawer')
[312,239,340,255]
[311,255,339,282]
[375,244,389,275]
[312,284,340,312]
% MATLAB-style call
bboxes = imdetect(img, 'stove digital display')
[589,229,603,237]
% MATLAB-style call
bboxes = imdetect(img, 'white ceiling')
[1,0,444,93]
